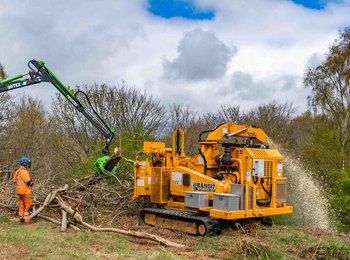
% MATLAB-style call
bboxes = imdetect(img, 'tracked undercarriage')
[139,208,221,236]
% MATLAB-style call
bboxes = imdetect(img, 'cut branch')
[29,184,68,220]
[38,214,80,231]
[60,210,68,232]
[55,195,185,248]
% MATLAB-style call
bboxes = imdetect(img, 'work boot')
[19,212,24,223]
[24,212,30,224]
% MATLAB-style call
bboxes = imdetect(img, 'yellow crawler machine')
[133,123,292,235]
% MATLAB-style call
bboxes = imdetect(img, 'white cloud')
[228,71,272,101]
[163,28,237,81]
[0,0,349,115]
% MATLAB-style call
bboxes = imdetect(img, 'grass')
[308,240,350,259]
[272,214,294,226]
[193,223,350,259]
[0,216,133,259]
[197,236,219,251]
[270,229,317,246]
[148,252,181,260]
[250,247,283,260]
[0,215,349,259]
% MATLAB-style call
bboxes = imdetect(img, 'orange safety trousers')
[13,166,32,223]
[18,193,32,223]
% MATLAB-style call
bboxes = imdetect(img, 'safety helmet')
[19,157,31,167]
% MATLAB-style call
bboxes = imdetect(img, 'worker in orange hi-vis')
[13,157,33,223]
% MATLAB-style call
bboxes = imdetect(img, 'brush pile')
[0,168,184,248]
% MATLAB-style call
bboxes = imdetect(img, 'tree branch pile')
[0,181,184,248]
[1,172,135,220]
[0,153,183,248]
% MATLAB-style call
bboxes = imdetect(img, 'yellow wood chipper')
[133,122,292,235]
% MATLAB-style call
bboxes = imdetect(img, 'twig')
[311,239,322,260]
[108,210,127,225]
[0,203,16,211]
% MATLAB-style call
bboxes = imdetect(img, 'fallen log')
[3,183,183,248]
[55,195,185,248]
[60,210,68,232]
[29,185,68,220]
[38,214,80,231]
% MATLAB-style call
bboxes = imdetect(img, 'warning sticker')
[246,170,251,182]
[198,157,204,165]
[172,171,182,185]
[137,178,144,186]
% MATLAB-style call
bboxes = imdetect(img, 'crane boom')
[0,60,114,155]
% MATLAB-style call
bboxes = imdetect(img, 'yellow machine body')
[133,123,292,232]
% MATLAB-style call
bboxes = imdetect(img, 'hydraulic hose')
[258,178,272,206]
[198,148,208,175]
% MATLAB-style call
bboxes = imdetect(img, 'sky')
[0,0,349,114]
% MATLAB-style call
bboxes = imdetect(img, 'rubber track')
[139,208,221,236]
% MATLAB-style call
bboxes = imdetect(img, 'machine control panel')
[252,159,265,177]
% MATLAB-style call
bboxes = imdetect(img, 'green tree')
[301,116,343,185]
[330,167,350,231]
[304,28,350,169]
[304,28,350,231]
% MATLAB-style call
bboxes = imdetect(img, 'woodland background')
[0,29,349,233]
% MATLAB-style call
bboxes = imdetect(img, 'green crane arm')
[0,60,114,156]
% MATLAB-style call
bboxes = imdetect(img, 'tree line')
[0,29,349,231]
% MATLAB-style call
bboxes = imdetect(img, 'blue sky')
[147,0,340,20]
[291,0,329,9]
[148,0,214,19]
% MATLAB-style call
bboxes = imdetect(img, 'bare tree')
[0,62,12,135]
[167,103,197,131]
[163,104,199,155]
[51,82,165,157]
[245,100,296,145]
[108,82,165,135]
[0,63,6,80]
[201,105,244,129]
[0,94,12,135]
[1,95,56,179]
